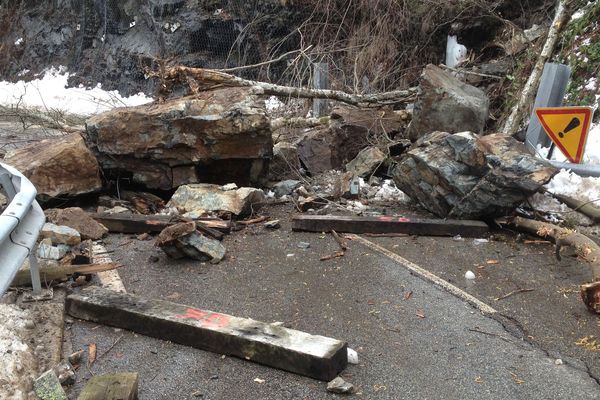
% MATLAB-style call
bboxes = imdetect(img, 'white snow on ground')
[0,304,37,400]
[264,95,284,112]
[0,66,152,116]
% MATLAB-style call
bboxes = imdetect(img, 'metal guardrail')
[0,162,45,296]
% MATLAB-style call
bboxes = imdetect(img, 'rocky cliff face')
[0,0,307,95]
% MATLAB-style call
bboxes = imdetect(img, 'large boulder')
[168,183,266,217]
[85,87,273,190]
[408,64,489,141]
[3,133,102,199]
[45,207,108,240]
[297,106,406,175]
[392,131,557,219]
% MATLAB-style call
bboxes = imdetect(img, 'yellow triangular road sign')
[535,106,594,163]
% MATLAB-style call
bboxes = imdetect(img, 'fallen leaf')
[404,291,413,300]
[474,376,483,384]
[88,343,97,365]
[416,309,425,319]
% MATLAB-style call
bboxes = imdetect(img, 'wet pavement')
[64,204,600,399]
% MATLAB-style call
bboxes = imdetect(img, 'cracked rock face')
[85,87,273,189]
[392,131,557,219]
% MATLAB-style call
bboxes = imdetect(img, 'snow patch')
[0,66,152,116]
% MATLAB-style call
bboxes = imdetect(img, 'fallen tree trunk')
[510,216,600,313]
[155,66,417,107]
[501,0,573,135]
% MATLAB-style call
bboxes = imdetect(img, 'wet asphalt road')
[64,205,600,399]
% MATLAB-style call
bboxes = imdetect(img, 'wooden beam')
[292,215,488,237]
[66,286,347,381]
[11,263,120,287]
[88,213,231,234]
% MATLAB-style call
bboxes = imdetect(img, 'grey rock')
[408,64,489,141]
[40,223,81,246]
[168,184,266,217]
[156,222,226,263]
[273,180,302,198]
[327,377,354,394]
[346,146,386,177]
[297,242,310,249]
[392,131,557,219]
[264,220,281,229]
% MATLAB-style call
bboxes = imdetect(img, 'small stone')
[296,185,310,198]
[156,222,226,263]
[221,183,238,191]
[149,255,160,263]
[273,179,302,198]
[24,320,35,329]
[264,220,281,229]
[68,350,84,365]
[465,270,476,280]
[210,375,219,380]
[555,359,563,365]
[327,377,354,394]
[137,233,152,241]
[37,238,69,260]
[347,348,359,365]
[53,361,75,385]
[297,242,310,249]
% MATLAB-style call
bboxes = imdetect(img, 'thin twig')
[218,47,312,73]
[96,334,124,362]
[439,64,503,80]
[495,288,535,301]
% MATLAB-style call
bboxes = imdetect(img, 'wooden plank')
[66,286,347,381]
[89,213,231,234]
[77,372,138,400]
[11,263,120,286]
[292,215,488,237]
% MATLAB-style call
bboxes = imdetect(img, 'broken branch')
[510,216,600,313]
[494,288,535,301]
[155,66,417,107]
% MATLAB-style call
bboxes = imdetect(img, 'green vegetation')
[556,1,600,115]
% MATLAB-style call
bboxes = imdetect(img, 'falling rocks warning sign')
[535,106,594,163]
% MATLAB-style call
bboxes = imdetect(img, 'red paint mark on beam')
[175,307,230,328]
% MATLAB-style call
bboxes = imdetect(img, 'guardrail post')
[29,244,42,295]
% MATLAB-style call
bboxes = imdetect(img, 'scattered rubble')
[392,131,556,219]
[168,184,266,217]
[3,133,102,200]
[156,221,226,263]
[45,207,108,240]
[407,65,489,141]
[297,106,406,175]
[85,87,273,189]
[264,220,281,229]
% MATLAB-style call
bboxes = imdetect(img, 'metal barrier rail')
[0,162,45,296]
